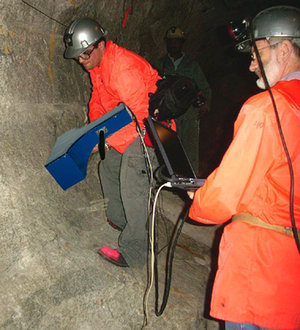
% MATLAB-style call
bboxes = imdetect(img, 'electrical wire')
[125,106,153,183]
[21,0,67,27]
[94,105,161,329]
[154,201,188,316]
[142,180,191,328]
[142,182,171,329]
[250,29,300,253]
[123,106,155,217]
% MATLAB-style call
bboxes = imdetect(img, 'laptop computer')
[145,116,205,190]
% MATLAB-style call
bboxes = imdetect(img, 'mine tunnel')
[1,0,299,329]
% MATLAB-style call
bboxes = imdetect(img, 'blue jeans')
[225,321,277,330]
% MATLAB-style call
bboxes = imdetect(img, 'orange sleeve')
[189,99,276,224]
[111,66,150,128]
[105,66,154,151]
[88,84,107,122]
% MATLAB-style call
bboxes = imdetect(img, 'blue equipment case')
[45,103,132,190]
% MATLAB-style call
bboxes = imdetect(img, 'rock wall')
[1,0,299,328]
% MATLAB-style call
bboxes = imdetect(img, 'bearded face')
[256,47,281,89]
[249,40,283,90]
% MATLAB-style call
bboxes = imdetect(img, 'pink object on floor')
[100,247,120,259]
[98,246,128,267]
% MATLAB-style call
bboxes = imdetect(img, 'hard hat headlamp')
[228,18,252,52]
[228,6,300,53]
[64,33,73,47]
[228,19,250,42]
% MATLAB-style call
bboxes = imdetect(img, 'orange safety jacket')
[88,41,159,153]
[189,79,300,329]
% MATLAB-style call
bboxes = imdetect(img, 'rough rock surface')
[1,0,298,328]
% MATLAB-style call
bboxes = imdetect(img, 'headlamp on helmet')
[228,6,300,53]
[228,18,251,51]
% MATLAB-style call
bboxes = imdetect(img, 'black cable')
[124,105,153,184]
[97,160,105,197]
[154,205,189,316]
[250,29,300,253]
[21,0,67,27]
[98,130,106,160]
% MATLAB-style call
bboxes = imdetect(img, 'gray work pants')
[99,137,157,268]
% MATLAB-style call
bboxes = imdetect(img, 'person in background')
[188,6,300,330]
[64,17,159,268]
[151,26,211,174]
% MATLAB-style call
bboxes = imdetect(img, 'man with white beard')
[249,37,297,89]
[188,6,300,330]
[250,39,282,89]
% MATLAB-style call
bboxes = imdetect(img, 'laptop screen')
[145,117,196,180]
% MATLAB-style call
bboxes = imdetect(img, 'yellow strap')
[232,213,300,239]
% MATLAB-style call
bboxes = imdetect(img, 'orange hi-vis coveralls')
[88,40,159,153]
[189,79,300,329]
[87,41,160,267]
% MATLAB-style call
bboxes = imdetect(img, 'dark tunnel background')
[194,0,300,177]
[159,0,299,177]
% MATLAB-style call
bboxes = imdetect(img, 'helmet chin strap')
[250,28,270,89]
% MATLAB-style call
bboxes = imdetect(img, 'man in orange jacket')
[64,18,160,268]
[188,6,300,330]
